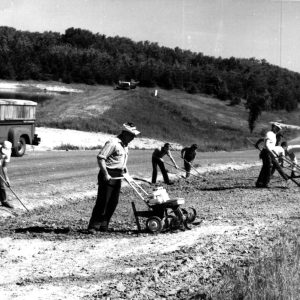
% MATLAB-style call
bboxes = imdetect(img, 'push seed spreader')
[120,173,197,233]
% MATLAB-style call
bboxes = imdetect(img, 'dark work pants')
[0,188,6,203]
[0,170,6,203]
[184,161,192,177]
[152,157,170,184]
[88,170,121,230]
[256,149,272,187]
[256,149,288,187]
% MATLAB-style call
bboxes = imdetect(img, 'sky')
[1,0,300,73]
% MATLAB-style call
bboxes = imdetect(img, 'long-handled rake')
[274,154,300,179]
[170,145,203,178]
[0,174,30,212]
[161,159,203,180]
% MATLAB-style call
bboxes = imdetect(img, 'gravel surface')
[1,156,299,299]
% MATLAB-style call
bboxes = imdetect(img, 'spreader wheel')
[182,207,197,223]
[146,216,163,233]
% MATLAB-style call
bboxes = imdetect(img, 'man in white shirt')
[255,122,287,188]
[88,123,140,233]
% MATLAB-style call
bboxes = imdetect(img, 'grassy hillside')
[1,81,300,151]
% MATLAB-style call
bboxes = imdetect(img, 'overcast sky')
[1,0,300,73]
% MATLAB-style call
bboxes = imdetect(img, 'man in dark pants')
[255,133,283,177]
[181,144,198,178]
[152,143,179,185]
[255,122,288,188]
[0,141,14,209]
[88,123,140,233]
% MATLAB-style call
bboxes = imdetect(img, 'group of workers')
[87,122,198,233]
[1,121,299,233]
[87,121,300,233]
[151,142,198,185]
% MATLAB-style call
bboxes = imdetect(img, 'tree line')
[1,26,300,131]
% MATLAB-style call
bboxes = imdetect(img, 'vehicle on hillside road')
[115,79,139,90]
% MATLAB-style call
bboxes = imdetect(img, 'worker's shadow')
[77,228,142,235]
[15,226,71,234]
[14,226,142,237]
[199,184,288,191]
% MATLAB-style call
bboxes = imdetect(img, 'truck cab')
[0,99,40,156]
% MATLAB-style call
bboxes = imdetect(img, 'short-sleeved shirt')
[181,147,196,162]
[97,137,128,170]
[273,146,284,156]
[264,131,276,151]
[152,147,171,159]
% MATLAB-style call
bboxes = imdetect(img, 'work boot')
[166,181,174,185]
[99,221,108,232]
[87,228,97,235]
[99,226,108,232]
[1,201,14,209]
[255,182,269,188]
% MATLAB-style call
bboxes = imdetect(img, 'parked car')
[0,99,41,157]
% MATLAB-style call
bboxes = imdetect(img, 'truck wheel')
[13,137,26,157]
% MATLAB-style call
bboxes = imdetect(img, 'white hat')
[0,141,12,162]
[122,123,140,136]
[272,122,282,130]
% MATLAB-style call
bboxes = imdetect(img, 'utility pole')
[279,0,283,67]
[182,0,185,49]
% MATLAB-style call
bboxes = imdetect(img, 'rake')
[0,174,30,212]
[170,145,203,177]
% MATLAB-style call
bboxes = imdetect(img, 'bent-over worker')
[88,123,140,233]
[275,142,300,178]
[152,143,178,185]
[181,144,198,178]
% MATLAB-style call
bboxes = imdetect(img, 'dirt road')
[2,149,298,300]
[2,149,259,212]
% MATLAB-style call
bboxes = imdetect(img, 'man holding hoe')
[88,122,140,233]
[151,143,179,185]
[181,144,198,178]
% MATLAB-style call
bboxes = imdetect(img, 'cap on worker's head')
[271,122,282,130]
[122,122,140,136]
[281,141,288,148]
[163,143,171,148]
[191,144,198,149]
[0,140,12,162]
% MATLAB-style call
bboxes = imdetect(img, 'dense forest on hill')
[1,26,300,130]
